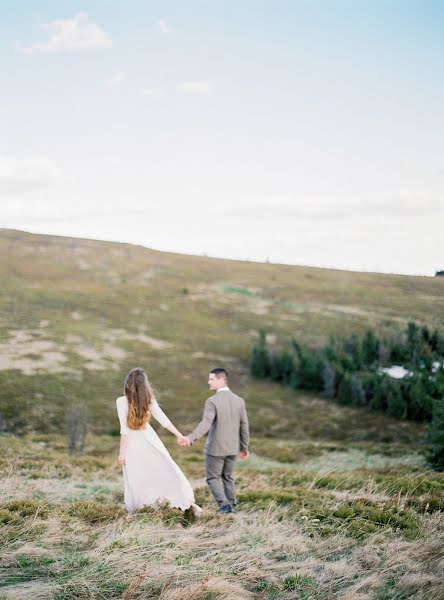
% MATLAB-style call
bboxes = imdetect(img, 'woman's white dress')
[116,396,199,515]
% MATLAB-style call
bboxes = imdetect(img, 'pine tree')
[389,331,408,363]
[337,375,353,405]
[350,373,365,406]
[362,330,380,367]
[427,398,444,470]
[404,377,433,421]
[378,342,389,365]
[407,321,421,366]
[270,350,294,384]
[322,361,336,399]
[250,330,270,378]
[370,375,390,412]
[386,382,406,419]
[343,333,363,369]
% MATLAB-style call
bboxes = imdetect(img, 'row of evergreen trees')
[250,323,444,469]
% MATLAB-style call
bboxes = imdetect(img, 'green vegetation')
[250,323,444,423]
[427,397,444,470]
[250,323,444,469]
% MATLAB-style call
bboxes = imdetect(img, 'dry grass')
[0,435,443,599]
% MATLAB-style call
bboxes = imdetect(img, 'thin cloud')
[176,81,214,96]
[106,71,125,86]
[0,156,60,194]
[157,19,170,34]
[224,193,444,220]
[16,12,112,54]
[143,87,163,98]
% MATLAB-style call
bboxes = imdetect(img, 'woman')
[116,367,201,517]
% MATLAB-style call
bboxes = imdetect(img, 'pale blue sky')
[1,1,443,275]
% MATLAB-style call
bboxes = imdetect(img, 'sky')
[1,0,443,276]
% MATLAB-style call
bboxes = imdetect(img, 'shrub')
[66,501,125,524]
[0,499,50,523]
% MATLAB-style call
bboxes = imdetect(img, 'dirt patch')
[65,334,83,344]
[100,328,173,350]
[191,351,237,364]
[77,257,92,270]
[0,330,70,375]
[126,333,173,350]
[0,328,133,374]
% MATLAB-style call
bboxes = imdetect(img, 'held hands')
[177,435,191,448]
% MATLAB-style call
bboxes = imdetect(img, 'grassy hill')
[1,227,443,440]
[1,228,443,599]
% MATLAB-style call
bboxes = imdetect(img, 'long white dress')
[116,395,199,515]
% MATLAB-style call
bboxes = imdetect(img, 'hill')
[1,228,443,599]
[1,227,443,442]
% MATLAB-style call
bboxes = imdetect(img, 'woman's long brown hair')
[124,368,154,429]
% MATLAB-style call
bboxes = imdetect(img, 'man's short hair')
[210,368,228,380]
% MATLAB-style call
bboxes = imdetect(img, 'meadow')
[0,229,443,599]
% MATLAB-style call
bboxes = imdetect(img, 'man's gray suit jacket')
[188,389,250,456]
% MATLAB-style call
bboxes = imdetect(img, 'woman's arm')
[116,397,130,465]
[151,399,185,441]
[118,434,128,465]
[165,421,184,439]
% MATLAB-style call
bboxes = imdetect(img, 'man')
[179,368,250,514]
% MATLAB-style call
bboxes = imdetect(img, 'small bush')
[0,499,50,523]
[66,501,125,524]
[136,501,192,527]
[282,574,315,591]
[312,500,420,539]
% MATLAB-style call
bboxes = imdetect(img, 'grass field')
[1,434,443,599]
[0,228,443,598]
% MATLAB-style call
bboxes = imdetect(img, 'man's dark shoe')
[218,503,233,514]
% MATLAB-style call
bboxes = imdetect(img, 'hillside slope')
[1,228,442,442]
[2,229,444,599]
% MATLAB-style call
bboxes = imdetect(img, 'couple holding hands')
[116,367,250,518]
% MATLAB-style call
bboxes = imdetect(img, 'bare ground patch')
[0,330,70,375]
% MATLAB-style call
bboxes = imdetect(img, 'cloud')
[88,155,122,167]
[157,19,170,34]
[16,12,112,54]
[0,156,60,194]
[176,81,214,96]
[143,87,163,98]
[223,192,444,220]
[106,71,125,86]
